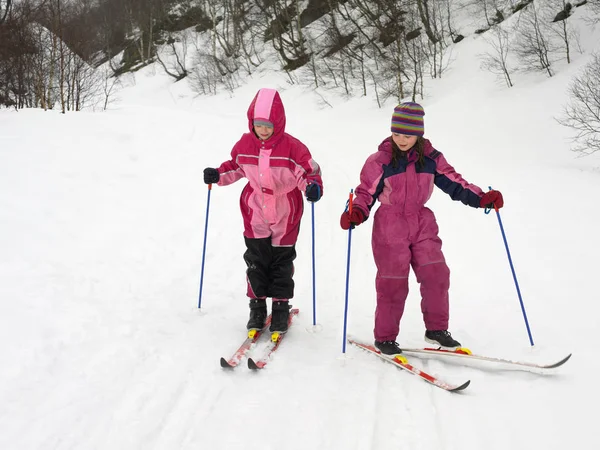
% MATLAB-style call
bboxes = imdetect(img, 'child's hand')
[340,209,365,230]
[203,168,220,184]
[480,190,504,209]
[305,184,322,202]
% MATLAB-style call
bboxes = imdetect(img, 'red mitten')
[480,190,504,209]
[340,209,366,230]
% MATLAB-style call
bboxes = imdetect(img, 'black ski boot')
[374,340,403,355]
[425,330,461,348]
[270,300,291,332]
[246,298,267,330]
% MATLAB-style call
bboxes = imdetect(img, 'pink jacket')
[216,89,323,246]
[353,137,484,218]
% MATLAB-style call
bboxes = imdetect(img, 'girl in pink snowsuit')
[340,102,503,355]
[204,88,323,333]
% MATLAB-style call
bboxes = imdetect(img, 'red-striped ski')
[220,315,272,369]
[348,339,470,392]
[248,308,299,370]
[401,347,572,371]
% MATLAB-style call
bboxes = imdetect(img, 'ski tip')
[450,380,471,392]
[220,357,235,369]
[247,358,260,370]
[545,353,572,369]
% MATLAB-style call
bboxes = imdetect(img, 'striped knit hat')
[391,102,425,136]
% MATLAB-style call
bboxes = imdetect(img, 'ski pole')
[198,184,212,309]
[311,201,317,326]
[485,186,534,346]
[342,189,354,353]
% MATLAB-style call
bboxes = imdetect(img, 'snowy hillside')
[2,5,600,450]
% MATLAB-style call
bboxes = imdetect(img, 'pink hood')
[246,88,286,145]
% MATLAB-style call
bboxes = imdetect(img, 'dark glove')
[340,209,366,230]
[203,168,220,184]
[480,190,504,209]
[305,184,322,202]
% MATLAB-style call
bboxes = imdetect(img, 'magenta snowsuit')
[352,138,484,341]
[215,89,323,301]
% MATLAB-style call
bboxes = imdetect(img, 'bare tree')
[557,53,600,156]
[1,0,13,24]
[234,1,266,71]
[203,0,243,60]
[546,0,577,64]
[122,0,172,65]
[425,0,454,78]
[189,30,241,95]
[30,20,58,109]
[399,2,429,101]
[0,2,40,108]
[200,0,261,80]
[44,0,67,112]
[404,29,427,100]
[416,0,439,43]
[480,23,514,87]
[417,0,446,79]
[583,0,600,25]
[334,0,389,97]
[514,1,555,77]
[256,0,309,73]
[155,30,190,81]
[1,0,112,110]
[338,0,386,60]
[462,0,507,28]
[345,0,413,101]
[302,1,363,95]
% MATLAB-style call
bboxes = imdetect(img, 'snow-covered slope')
[1,7,600,450]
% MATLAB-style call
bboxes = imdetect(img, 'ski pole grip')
[348,189,353,214]
[484,186,496,214]
[489,185,499,212]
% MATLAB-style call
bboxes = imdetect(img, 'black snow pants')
[243,236,296,300]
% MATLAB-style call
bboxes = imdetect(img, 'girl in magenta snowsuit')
[204,88,323,333]
[340,102,503,355]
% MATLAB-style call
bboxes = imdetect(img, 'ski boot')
[424,330,461,349]
[269,300,291,338]
[374,340,403,356]
[246,298,267,335]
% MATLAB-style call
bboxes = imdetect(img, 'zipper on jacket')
[259,144,268,222]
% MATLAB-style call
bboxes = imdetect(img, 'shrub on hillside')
[558,53,600,155]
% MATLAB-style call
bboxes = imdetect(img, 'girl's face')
[392,133,418,151]
[254,125,274,141]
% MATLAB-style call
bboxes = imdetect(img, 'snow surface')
[2,8,600,450]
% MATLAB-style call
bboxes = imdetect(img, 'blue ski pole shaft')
[198,184,212,309]
[311,201,317,326]
[342,189,354,353]
[485,187,534,346]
